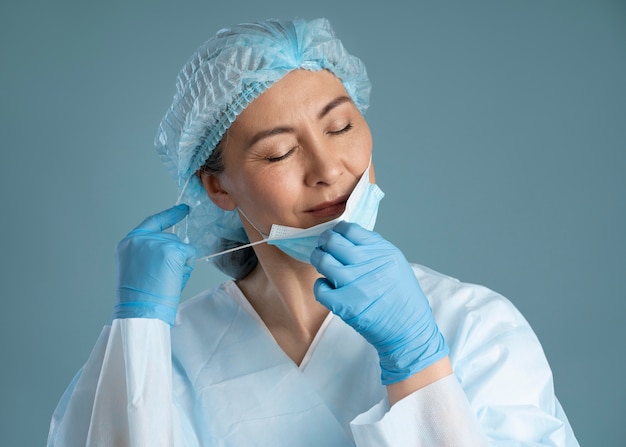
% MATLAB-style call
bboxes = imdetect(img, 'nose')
[303,136,343,187]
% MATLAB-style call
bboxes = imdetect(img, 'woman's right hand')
[113,204,196,326]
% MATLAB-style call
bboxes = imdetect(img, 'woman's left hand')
[311,221,449,385]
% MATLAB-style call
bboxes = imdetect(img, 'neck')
[236,244,330,365]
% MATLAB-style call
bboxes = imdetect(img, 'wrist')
[113,289,180,326]
[386,356,453,406]
[378,319,449,385]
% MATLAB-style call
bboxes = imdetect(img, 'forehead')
[231,69,351,131]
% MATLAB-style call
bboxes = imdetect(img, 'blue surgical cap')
[155,18,371,266]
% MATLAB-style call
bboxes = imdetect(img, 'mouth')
[306,195,349,218]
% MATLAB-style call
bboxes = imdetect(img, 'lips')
[306,195,349,218]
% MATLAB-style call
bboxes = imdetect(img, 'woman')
[48,18,579,446]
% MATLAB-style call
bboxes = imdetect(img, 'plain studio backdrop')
[1,1,624,445]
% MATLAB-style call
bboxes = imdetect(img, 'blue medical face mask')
[197,164,384,263]
[265,165,384,263]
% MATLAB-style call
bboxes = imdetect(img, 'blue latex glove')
[311,221,449,385]
[113,204,196,326]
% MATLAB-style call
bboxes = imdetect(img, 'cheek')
[353,115,373,150]
[240,171,294,216]
[350,125,373,172]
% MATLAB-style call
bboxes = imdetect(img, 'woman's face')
[205,69,373,237]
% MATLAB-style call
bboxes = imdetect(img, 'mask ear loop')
[196,239,268,262]
[175,175,192,206]
[195,208,270,262]
[171,174,271,261]
[171,174,194,240]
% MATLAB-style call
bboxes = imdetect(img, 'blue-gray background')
[1,1,624,445]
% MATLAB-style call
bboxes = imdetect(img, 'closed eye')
[266,147,297,162]
[328,123,353,136]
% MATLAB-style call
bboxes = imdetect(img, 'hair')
[197,135,259,280]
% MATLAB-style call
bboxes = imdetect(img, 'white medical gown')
[47,264,579,446]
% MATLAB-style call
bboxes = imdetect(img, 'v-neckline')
[225,280,335,371]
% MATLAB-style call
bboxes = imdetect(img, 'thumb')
[133,204,190,233]
[313,278,342,314]
[180,261,195,291]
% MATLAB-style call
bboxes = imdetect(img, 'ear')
[198,172,237,211]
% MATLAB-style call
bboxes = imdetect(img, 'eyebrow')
[247,95,354,148]
[317,95,353,120]
[248,126,294,148]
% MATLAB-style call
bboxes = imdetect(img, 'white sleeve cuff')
[350,374,488,447]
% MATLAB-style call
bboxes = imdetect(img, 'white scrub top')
[47,264,579,446]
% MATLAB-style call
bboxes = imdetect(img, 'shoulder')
[171,281,243,356]
[412,264,559,416]
[408,268,579,441]
[411,263,548,374]
[177,280,240,322]
[177,280,238,316]
[412,263,530,342]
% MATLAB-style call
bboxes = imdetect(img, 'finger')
[119,231,185,255]
[182,242,197,265]
[166,241,197,269]
[180,261,194,291]
[313,278,359,320]
[310,246,367,289]
[132,204,190,233]
[332,221,383,246]
[316,228,360,266]
[174,242,195,292]
[313,278,343,314]
[316,223,396,278]
[310,246,344,278]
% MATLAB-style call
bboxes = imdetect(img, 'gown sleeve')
[348,264,580,446]
[47,318,194,447]
[350,374,489,446]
